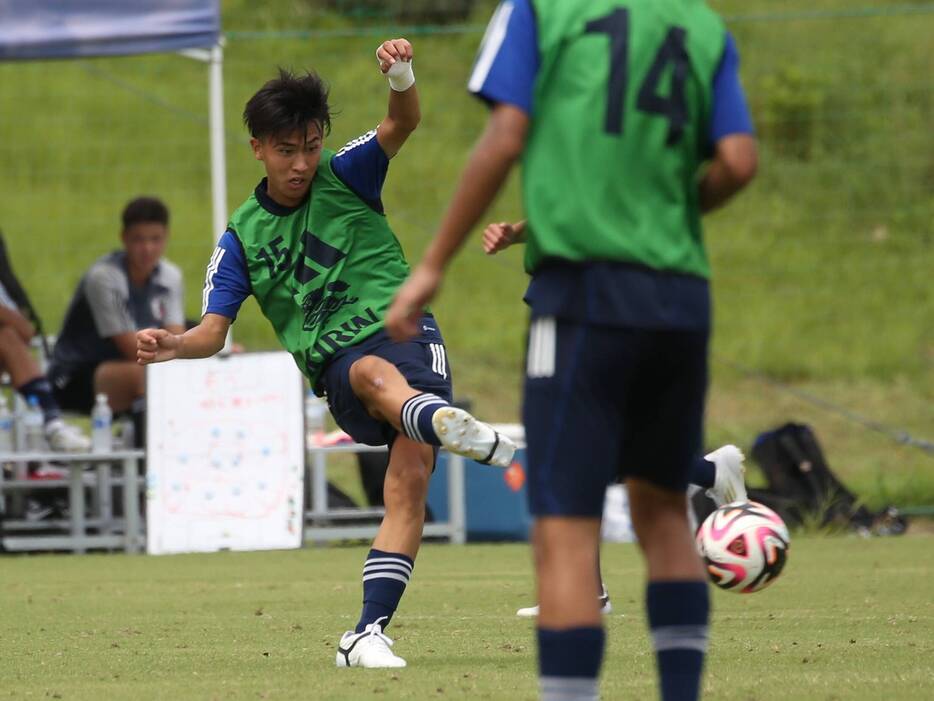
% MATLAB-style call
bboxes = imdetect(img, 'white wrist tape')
[386,60,415,92]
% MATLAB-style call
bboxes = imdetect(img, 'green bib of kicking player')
[229,150,410,385]
[525,0,725,278]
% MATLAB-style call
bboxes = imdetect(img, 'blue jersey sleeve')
[467,0,539,114]
[710,33,754,143]
[331,129,389,211]
[202,230,251,320]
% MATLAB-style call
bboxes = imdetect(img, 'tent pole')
[208,42,227,248]
[208,42,233,353]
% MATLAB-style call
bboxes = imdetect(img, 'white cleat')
[705,444,749,507]
[335,618,406,669]
[45,419,91,452]
[432,407,516,468]
[516,587,613,618]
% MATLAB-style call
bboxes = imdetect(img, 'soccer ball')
[696,501,790,593]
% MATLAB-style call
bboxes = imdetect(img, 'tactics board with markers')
[145,352,305,555]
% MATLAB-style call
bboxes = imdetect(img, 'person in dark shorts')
[136,38,516,669]
[388,1,758,699]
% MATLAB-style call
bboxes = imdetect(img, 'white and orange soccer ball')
[696,501,790,593]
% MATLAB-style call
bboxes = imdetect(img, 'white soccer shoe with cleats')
[335,618,406,669]
[432,407,516,468]
[516,587,613,618]
[704,444,749,506]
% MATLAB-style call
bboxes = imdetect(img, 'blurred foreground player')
[137,38,515,669]
[387,1,757,698]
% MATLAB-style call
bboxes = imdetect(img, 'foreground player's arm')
[375,39,420,158]
[699,33,758,212]
[483,218,527,255]
[699,135,757,212]
[137,313,230,364]
[387,104,529,339]
[386,0,538,340]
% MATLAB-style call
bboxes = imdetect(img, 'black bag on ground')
[750,422,907,534]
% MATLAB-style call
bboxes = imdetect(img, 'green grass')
[0,0,930,503]
[1,536,932,699]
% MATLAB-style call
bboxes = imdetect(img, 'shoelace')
[366,616,394,648]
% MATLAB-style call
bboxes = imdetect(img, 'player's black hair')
[122,196,169,230]
[243,68,332,140]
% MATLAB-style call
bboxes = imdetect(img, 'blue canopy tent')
[0,0,228,248]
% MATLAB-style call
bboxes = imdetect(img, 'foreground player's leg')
[336,436,433,669]
[535,517,605,701]
[350,354,516,466]
[628,479,709,701]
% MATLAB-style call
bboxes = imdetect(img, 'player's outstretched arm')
[375,38,420,159]
[700,134,758,212]
[137,313,230,365]
[386,104,529,341]
[483,219,527,255]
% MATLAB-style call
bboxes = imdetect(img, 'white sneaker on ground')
[335,618,406,669]
[705,444,748,507]
[516,587,613,618]
[431,407,516,467]
[45,419,91,452]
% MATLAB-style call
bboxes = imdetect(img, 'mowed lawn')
[2,535,932,700]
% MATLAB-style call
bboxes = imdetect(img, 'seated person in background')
[0,280,90,451]
[48,196,185,441]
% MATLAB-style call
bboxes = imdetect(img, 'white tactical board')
[145,352,305,555]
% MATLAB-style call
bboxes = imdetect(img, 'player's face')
[122,221,168,278]
[252,123,323,207]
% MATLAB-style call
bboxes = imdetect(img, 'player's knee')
[348,355,390,398]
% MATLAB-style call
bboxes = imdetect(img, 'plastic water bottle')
[305,390,328,447]
[91,393,113,453]
[23,395,45,452]
[0,394,13,453]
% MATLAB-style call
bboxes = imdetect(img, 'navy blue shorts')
[319,315,453,446]
[523,316,709,517]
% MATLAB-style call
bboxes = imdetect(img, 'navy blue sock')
[689,457,716,489]
[399,393,449,446]
[538,627,604,700]
[355,549,413,633]
[17,377,61,423]
[646,581,710,701]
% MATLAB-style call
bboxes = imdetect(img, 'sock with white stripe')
[647,581,710,701]
[538,627,604,701]
[399,393,449,446]
[354,548,414,633]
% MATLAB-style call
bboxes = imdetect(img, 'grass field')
[2,535,932,700]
